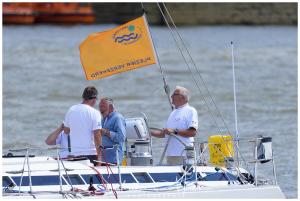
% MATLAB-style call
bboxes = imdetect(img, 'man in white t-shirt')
[151,86,198,165]
[63,86,102,165]
[45,123,69,158]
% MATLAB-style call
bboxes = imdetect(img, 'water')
[3,25,297,198]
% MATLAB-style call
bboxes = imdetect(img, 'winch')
[124,117,153,166]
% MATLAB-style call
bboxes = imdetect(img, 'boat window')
[12,176,66,186]
[201,172,238,181]
[102,174,136,184]
[132,172,153,183]
[150,173,181,182]
[2,176,14,187]
[63,174,85,185]
[82,174,102,184]
[79,174,138,184]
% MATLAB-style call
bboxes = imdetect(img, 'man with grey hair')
[151,86,198,165]
[99,97,126,164]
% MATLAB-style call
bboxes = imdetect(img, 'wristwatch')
[174,129,179,135]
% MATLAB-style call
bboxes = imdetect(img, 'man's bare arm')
[93,129,102,161]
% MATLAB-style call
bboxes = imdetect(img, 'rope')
[158,3,233,136]
[162,3,230,132]
[89,166,108,190]
[156,4,252,177]
[100,148,118,199]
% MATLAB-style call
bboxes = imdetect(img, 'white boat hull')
[3,185,284,199]
[2,156,285,199]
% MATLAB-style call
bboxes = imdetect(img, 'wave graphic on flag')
[114,33,139,43]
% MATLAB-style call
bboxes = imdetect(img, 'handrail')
[4,135,277,187]
[157,132,199,185]
[56,148,63,193]
[98,144,123,190]
[152,128,190,165]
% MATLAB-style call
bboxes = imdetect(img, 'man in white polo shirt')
[151,86,198,165]
[63,86,102,165]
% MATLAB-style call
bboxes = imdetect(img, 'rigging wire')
[156,3,226,135]
[158,3,251,172]
[161,3,233,136]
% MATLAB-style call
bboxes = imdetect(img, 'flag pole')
[141,5,174,111]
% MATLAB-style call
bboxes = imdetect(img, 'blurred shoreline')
[3,2,297,26]
[95,3,297,25]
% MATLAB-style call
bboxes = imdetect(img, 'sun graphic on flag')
[128,25,135,32]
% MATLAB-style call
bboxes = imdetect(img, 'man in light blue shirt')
[99,98,126,164]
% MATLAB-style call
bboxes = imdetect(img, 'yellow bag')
[208,135,234,167]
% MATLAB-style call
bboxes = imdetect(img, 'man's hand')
[162,128,175,135]
[95,154,102,166]
[101,128,110,137]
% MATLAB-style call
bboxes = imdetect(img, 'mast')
[141,3,174,165]
[231,41,240,165]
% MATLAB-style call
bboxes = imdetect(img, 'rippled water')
[3,25,297,198]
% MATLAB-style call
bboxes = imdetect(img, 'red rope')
[89,148,118,199]
[89,166,107,190]
[101,149,118,199]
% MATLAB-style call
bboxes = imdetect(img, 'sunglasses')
[88,96,98,100]
[171,93,181,97]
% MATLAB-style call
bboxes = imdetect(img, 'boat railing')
[195,136,278,186]
[5,146,83,197]
[96,145,123,190]
[248,136,277,186]
[4,134,278,191]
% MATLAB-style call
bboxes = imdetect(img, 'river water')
[3,24,297,198]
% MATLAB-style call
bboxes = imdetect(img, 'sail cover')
[79,15,157,80]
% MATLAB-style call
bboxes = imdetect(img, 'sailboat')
[2,3,285,199]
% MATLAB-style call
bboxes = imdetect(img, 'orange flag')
[79,15,157,80]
